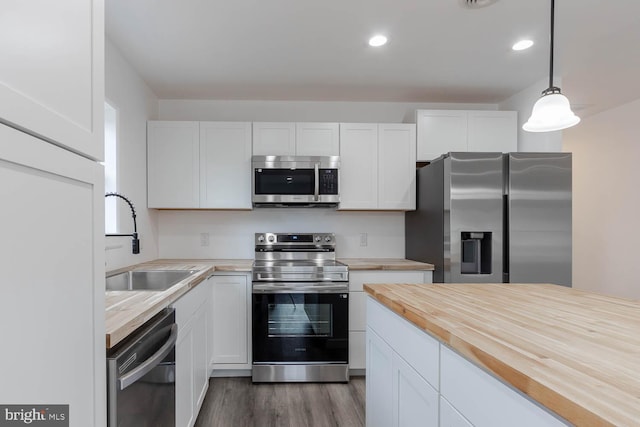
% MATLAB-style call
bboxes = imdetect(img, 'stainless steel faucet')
[105,192,140,254]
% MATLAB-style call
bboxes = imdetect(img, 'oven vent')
[459,0,499,8]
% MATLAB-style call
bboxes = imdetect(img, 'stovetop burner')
[252,233,348,283]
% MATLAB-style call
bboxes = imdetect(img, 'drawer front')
[367,297,439,389]
[440,345,569,427]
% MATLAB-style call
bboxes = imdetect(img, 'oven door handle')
[252,283,349,293]
[118,324,178,391]
[314,162,320,202]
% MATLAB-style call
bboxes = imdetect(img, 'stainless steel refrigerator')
[406,152,572,286]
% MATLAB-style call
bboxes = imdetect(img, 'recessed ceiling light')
[368,35,388,47]
[512,39,534,51]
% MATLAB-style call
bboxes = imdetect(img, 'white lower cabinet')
[211,273,252,372]
[173,279,212,427]
[440,397,473,427]
[366,296,569,427]
[176,322,195,427]
[393,352,439,427]
[350,271,431,371]
[440,346,567,427]
[366,328,394,427]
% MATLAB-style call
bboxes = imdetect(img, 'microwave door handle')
[314,163,320,201]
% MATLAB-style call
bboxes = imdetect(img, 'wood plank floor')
[194,377,366,427]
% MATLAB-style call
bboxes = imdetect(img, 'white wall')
[158,99,498,123]
[105,39,159,270]
[158,209,405,259]
[499,78,563,152]
[564,97,640,299]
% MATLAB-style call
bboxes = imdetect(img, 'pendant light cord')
[549,0,555,89]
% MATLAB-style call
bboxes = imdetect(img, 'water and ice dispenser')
[460,232,492,275]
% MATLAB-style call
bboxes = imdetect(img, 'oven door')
[252,288,348,364]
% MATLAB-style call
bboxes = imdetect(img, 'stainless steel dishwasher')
[107,308,177,427]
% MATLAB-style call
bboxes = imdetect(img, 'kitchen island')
[364,283,640,427]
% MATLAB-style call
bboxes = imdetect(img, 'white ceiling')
[106,0,640,117]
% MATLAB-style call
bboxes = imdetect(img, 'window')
[104,102,118,233]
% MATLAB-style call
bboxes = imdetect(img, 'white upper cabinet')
[467,111,518,152]
[416,110,517,161]
[252,122,296,155]
[253,122,339,156]
[378,124,416,210]
[200,122,252,209]
[0,0,104,160]
[417,111,467,161]
[339,123,379,209]
[295,122,340,156]
[148,121,253,209]
[339,123,416,211]
[147,121,200,208]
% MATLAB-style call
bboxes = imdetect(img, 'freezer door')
[507,153,572,286]
[447,152,504,283]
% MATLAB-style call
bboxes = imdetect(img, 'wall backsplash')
[158,209,405,259]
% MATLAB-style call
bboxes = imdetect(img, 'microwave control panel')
[319,169,338,194]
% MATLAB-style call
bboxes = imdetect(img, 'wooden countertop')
[105,259,252,349]
[338,258,434,271]
[364,283,640,426]
[105,258,429,349]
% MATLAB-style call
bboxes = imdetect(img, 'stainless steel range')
[252,232,349,383]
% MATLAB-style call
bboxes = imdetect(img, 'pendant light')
[523,0,580,132]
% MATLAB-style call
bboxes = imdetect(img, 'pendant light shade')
[522,87,580,132]
[523,0,579,132]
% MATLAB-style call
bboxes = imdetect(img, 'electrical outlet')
[200,233,210,247]
[359,233,368,247]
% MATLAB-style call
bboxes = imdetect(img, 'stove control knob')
[315,235,321,243]
[267,235,275,243]
[325,236,332,243]
[257,235,265,243]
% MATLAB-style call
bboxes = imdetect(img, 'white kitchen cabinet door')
[338,123,378,209]
[467,111,517,153]
[295,122,340,156]
[393,352,439,427]
[416,110,467,162]
[200,121,252,209]
[0,0,104,160]
[147,121,200,208]
[440,397,473,427]
[440,345,568,427]
[378,124,416,210]
[176,321,195,427]
[349,331,366,370]
[211,275,249,364]
[252,122,296,155]
[349,291,367,331]
[193,304,210,414]
[366,328,394,427]
[0,124,105,426]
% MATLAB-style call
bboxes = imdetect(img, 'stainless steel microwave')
[252,156,340,207]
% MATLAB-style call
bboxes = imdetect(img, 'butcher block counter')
[364,283,640,426]
[338,258,434,271]
[105,259,252,348]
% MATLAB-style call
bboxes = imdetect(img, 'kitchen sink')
[106,270,198,291]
